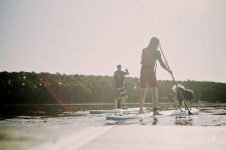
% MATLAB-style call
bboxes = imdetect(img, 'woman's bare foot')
[153,111,162,116]
[139,108,144,114]
[153,108,162,116]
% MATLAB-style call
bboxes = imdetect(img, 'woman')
[139,37,171,116]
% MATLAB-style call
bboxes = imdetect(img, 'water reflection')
[174,116,193,126]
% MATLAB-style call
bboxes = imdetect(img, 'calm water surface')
[1,103,226,150]
[1,103,226,127]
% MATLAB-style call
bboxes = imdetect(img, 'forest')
[0,71,226,105]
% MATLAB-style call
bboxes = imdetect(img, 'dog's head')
[172,84,185,93]
[172,84,194,101]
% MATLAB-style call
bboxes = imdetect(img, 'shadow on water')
[0,103,155,118]
[0,102,214,117]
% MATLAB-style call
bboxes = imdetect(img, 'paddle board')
[162,108,199,116]
[90,107,144,114]
[106,108,199,121]
[106,113,152,121]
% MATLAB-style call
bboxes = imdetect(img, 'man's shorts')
[140,67,157,88]
[113,87,127,100]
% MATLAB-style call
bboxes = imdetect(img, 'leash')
[159,45,192,115]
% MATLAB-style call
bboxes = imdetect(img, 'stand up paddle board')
[90,107,144,114]
[106,113,153,121]
[162,108,199,116]
[106,108,199,121]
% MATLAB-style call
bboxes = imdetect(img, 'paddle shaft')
[159,46,192,115]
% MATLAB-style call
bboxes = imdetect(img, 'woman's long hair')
[147,37,160,51]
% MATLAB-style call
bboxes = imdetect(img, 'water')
[1,103,226,127]
[1,103,226,150]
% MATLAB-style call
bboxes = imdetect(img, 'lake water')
[1,103,226,126]
[1,103,226,150]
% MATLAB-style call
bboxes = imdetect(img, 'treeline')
[0,71,226,105]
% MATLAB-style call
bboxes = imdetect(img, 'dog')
[172,84,194,110]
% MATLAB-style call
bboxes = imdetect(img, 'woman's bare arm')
[158,57,171,73]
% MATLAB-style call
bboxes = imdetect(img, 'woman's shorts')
[140,67,157,88]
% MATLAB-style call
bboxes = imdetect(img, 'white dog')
[172,84,194,110]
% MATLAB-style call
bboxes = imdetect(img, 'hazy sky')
[0,0,226,82]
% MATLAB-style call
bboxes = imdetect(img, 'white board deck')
[106,108,199,121]
[162,108,199,116]
[106,113,152,121]
[89,108,143,114]
[62,111,89,116]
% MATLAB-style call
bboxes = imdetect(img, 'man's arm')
[124,69,129,75]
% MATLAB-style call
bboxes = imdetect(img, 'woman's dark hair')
[148,37,160,50]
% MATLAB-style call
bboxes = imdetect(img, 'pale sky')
[0,0,226,83]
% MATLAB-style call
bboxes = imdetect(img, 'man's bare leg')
[114,98,119,109]
[120,97,126,109]
[139,88,147,114]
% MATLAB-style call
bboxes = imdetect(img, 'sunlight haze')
[0,0,226,82]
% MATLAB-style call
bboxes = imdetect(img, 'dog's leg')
[189,99,192,110]
[178,101,182,111]
[183,100,191,113]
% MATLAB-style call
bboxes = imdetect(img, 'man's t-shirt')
[114,70,127,88]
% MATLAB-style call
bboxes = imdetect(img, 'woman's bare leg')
[151,87,159,116]
[139,88,147,114]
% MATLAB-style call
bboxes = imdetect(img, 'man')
[113,65,129,109]
[139,37,171,116]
